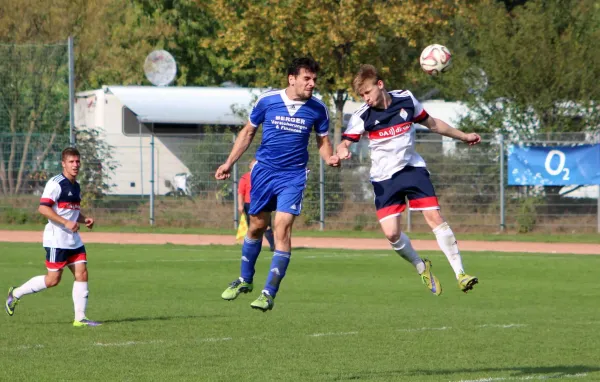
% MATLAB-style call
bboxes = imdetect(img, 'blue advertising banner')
[508,144,600,185]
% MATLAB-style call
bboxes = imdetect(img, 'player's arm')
[336,139,354,160]
[215,122,257,180]
[77,211,94,229]
[38,205,79,232]
[315,135,340,167]
[420,116,481,146]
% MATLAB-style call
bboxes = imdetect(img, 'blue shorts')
[372,166,439,221]
[44,246,87,271]
[248,162,308,216]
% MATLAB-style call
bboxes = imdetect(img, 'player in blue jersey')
[215,57,340,311]
[337,65,480,295]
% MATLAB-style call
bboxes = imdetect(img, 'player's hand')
[215,163,232,180]
[238,208,244,216]
[85,217,94,230]
[326,155,341,167]
[64,220,79,233]
[463,133,481,146]
[336,145,352,160]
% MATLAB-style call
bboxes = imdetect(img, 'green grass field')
[1,242,599,381]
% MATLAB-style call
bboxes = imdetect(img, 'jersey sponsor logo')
[368,122,412,140]
[57,201,81,210]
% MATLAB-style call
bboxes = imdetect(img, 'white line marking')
[94,340,163,347]
[199,337,232,342]
[308,331,359,337]
[476,324,527,329]
[455,372,588,381]
[398,326,451,332]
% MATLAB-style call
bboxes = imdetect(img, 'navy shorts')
[372,166,439,221]
[248,162,308,216]
[45,246,87,271]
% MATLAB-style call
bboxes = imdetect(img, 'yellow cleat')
[420,259,442,296]
[458,273,478,293]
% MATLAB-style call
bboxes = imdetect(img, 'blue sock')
[264,228,275,251]
[264,251,291,298]
[240,236,262,284]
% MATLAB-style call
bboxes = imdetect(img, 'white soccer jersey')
[39,174,83,249]
[343,90,429,182]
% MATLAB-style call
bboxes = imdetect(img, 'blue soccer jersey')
[249,89,329,170]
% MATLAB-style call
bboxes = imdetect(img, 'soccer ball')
[419,44,452,75]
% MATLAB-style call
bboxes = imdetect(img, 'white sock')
[72,281,89,321]
[390,232,426,274]
[433,222,464,278]
[13,275,47,299]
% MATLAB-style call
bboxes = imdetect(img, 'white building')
[75,86,262,195]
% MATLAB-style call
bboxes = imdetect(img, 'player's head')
[61,147,81,179]
[287,57,320,100]
[353,64,386,108]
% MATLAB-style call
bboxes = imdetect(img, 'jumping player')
[5,147,101,326]
[215,57,340,311]
[336,64,479,295]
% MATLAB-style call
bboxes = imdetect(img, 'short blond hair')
[353,64,382,94]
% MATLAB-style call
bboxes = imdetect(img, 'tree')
[208,0,464,144]
[0,0,175,195]
[436,0,600,138]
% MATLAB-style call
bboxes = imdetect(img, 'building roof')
[103,85,265,125]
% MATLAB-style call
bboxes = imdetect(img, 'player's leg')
[250,168,306,312]
[421,209,478,292]
[407,167,478,293]
[67,249,101,327]
[222,164,274,301]
[374,168,441,295]
[5,248,66,316]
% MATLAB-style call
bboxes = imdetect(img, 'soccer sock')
[390,233,426,274]
[240,236,262,284]
[263,250,291,298]
[264,228,275,250]
[13,275,47,299]
[433,222,465,278]
[72,281,89,321]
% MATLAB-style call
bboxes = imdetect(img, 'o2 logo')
[544,150,570,180]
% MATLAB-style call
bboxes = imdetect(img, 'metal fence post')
[232,133,239,229]
[149,133,155,226]
[68,36,75,147]
[319,157,325,231]
[499,134,506,231]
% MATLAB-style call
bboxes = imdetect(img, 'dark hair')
[61,147,80,161]
[287,57,320,77]
[353,64,383,93]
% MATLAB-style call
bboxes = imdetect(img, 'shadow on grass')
[100,315,220,323]
[329,365,600,381]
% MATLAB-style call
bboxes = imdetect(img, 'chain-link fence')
[1,130,598,233]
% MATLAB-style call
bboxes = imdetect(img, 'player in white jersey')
[337,64,480,295]
[5,147,101,326]
[216,57,340,311]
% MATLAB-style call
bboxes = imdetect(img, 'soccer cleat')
[5,287,19,316]
[73,318,102,327]
[250,292,274,312]
[420,259,442,296]
[221,278,253,301]
[458,273,478,293]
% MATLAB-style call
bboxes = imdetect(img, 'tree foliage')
[208,0,464,143]
[435,0,600,138]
